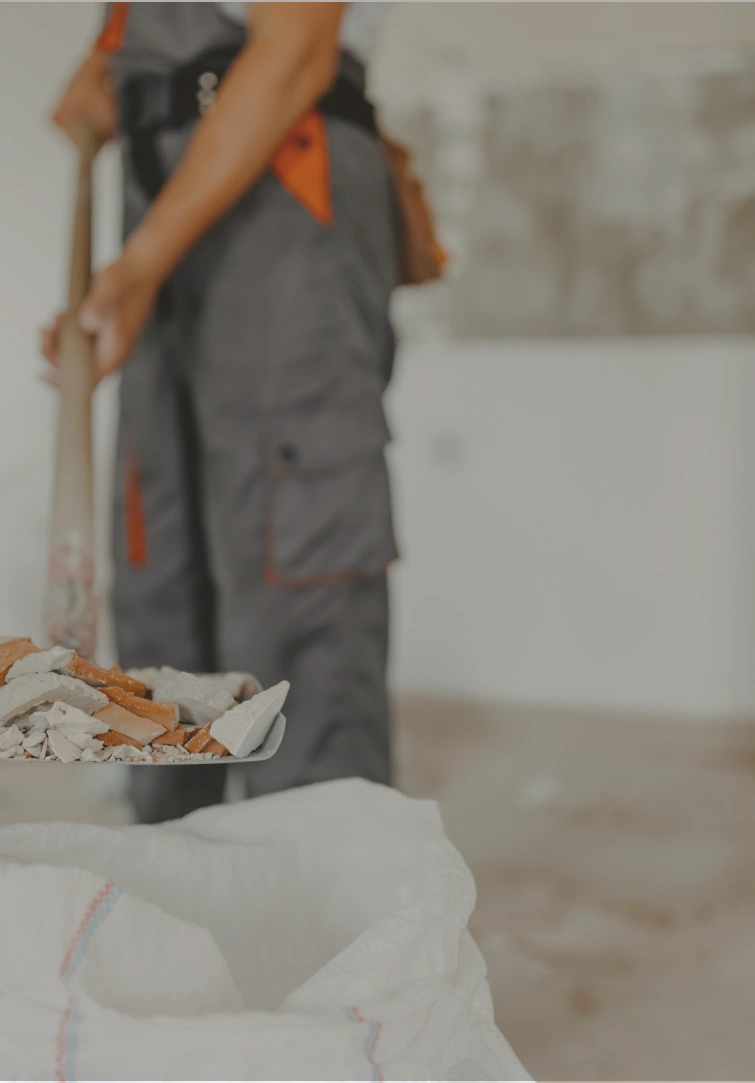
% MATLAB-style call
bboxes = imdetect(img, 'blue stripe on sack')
[60,885,122,1082]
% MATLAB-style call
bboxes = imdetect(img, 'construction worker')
[43,3,401,821]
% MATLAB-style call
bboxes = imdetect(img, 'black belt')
[119,46,377,201]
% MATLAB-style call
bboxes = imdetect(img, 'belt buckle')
[197,71,218,116]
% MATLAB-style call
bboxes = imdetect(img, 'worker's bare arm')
[126,3,344,285]
[42,3,345,383]
[51,48,117,148]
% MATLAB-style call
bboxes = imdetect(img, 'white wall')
[0,2,120,661]
[2,5,755,719]
[387,337,755,718]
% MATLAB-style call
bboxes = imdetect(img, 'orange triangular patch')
[270,111,332,226]
[96,2,130,53]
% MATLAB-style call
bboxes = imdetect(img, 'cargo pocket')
[263,410,398,587]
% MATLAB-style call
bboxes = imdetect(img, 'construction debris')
[149,667,235,726]
[47,728,80,764]
[64,656,148,697]
[101,686,179,730]
[0,672,108,724]
[94,702,167,745]
[0,639,40,685]
[5,646,75,682]
[210,681,289,758]
[0,642,285,763]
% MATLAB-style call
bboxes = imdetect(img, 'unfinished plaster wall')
[448,52,755,337]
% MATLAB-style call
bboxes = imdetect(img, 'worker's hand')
[41,253,159,384]
[79,254,159,380]
[52,49,117,147]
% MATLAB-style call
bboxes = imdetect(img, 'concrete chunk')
[6,646,75,682]
[151,668,235,726]
[210,681,289,758]
[47,729,81,763]
[0,673,108,725]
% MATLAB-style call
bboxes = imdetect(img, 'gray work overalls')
[103,3,399,821]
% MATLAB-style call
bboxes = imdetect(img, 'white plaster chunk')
[151,668,235,726]
[0,749,16,759]
[11,710,44,733]
[125,667,160,689]
[30,738,48,760]
[109,743,150,762]
[22,729,47,751]
[32,701,110,734]
[0,725,24,752]
[198,671,259,700]
[80,747,109,762]
[5,646,75,682]
[210,681,289,758]
[0,674,108,725]
[54,723,104,750]
[26,709,55,731]
[47,728,81,763]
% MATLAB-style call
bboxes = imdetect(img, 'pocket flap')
[268,408,391,476]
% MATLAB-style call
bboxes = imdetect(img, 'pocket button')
[279,443,299,464]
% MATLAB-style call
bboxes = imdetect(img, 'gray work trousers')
[113,117,399,822]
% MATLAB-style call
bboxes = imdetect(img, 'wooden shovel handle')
[44,129,98,659]
[67,127,97,313]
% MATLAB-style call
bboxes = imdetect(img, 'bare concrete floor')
[2,698,754,1080]
[396,698,755,1082]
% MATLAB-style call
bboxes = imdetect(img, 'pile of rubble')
[0,638,288,764]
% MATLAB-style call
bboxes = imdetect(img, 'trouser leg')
[241,575,392,797]
[112,314,227,822]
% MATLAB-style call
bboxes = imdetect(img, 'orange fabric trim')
[264,558,395,590]
[262,503,397,589]
[125,456,148,568]
[96,2,130,54]
[270,111,332,226]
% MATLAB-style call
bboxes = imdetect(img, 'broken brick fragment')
[184,724,213,754]
[102,686,178,731]
[152,729,188,746]
[95,702,166,744]
[99,730,142,749]
[66,655,148,697]
[204,738,229,757]
[0,639,40,687]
